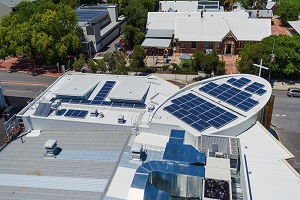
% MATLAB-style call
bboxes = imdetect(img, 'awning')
[141,38,171,48]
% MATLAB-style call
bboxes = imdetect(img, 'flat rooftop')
[0,130,130,200]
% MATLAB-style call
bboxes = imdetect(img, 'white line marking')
[282,115,286,117]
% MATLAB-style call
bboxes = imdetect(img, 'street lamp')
[269,34,278,81]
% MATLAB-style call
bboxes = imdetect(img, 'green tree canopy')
[277,1,300,25]
[130,45,146,69]
[0,0,82,63]
[192,49,226,76]
[237,35,300,76]
[122,25,145,50]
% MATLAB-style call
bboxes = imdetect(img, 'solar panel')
[64,109,75,117]
[227,78,237,84]
[164,93,238,131]
[255,88,266,95]
[78,110,88,118]
[92,81,116,102]
[245,82,266,96]
[71,110,81,117]
[200,82,259,112]
[230,77,251,88]
[33,103,46,116]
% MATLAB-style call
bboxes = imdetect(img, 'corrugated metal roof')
[175,17,230,42]
[141,38,172,48]
[226,18,271,41]
[145,29,174,38]
[109,79,150,102]
[54,75,100,98]
[175,16,271,41]
[288,21,300,34]
[266,1,277,9]
[0,0,35,8]
[160,1,198,12]
[0,130,130,200]
[147,12,201,30]
[238,122,300,200]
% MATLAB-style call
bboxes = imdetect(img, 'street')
[271,89,300,173]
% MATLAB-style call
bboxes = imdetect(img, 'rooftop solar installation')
[64,109,88,119]
[76,9,106,22]
[245,82,266,95]
[163,93,238,131]
[199,82,259,112]
[93,81,116,102]
[227,77,251,88]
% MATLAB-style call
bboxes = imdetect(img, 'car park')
[2,105,23,121]
[287,88,300,97]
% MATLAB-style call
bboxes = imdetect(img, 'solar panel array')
[76,9,105,22]
[93,81,116,102]
[164,93,237,131]
[51,81,146,109]
[227,77,251,88]
[199,82,259,112]
[64,109,88,119]
[244,82,266,95]
[33,103,52,117]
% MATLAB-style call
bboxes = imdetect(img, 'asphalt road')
[0,71,57,98]
[0,71,58,146]
[271,90,300,172]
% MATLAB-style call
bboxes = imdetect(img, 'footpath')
[1,57,299,90]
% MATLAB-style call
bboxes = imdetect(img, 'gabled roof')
[288,21,300,34]
[175,17,230,42]
[145,29,174,38]
[225,18,271,41]
[266,1,277,9]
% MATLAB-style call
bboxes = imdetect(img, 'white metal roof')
[288,21,300,34]
[238,122,300,200]
[151,74,272,137]
[205,157,231,181]
[141,38,172,48]
[225,18,271,41]
[147,12,201,30]
[109,79,150,102]
[175,17,230,42]
[145,29,174,38]
[159,1,198,12]
[53,75,100,98]
[175,16,271,41]
[266,1,277,9]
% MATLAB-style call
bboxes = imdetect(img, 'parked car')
[287,88,300,97]
[115,43,123,51]
[2,105,23,121]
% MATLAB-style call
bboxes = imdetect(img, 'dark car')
[115,43,123,51]
[2,105,23,121]
[287,88,300,97]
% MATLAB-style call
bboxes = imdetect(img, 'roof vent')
[90,108,99,117]
[148,104,155,112]
[118,115,125,124]
[44,140,60,157]
[131,143,143,160]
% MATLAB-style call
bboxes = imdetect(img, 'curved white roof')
[151,74,272,137]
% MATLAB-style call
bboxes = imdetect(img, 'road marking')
[1,80,50,86]
[282,115,286,117]
[5,89,31,92]
[275,114,280,116]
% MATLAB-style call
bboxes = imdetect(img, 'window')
[204,42,209,48]
[214,42,220,49]
[238,41,243,48]
[180,42,186,48]
[192,42,197,48]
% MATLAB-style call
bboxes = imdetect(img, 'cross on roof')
[253,59,269,77]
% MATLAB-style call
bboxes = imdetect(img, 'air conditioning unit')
[131,143,143,160]
[215,152,224,158]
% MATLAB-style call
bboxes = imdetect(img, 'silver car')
[287,88,300,97]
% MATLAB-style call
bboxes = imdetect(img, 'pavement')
[1,56,299,91]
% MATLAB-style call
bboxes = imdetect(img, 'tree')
[122,25,145,50]
[237,35,300,77]
[0,0,82,64]
[52,0,80,8]
[130,45,146,69]
[277,1,300,25]
[72,53,87,71]
[191,50,205,72]
[123,0,148,29]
